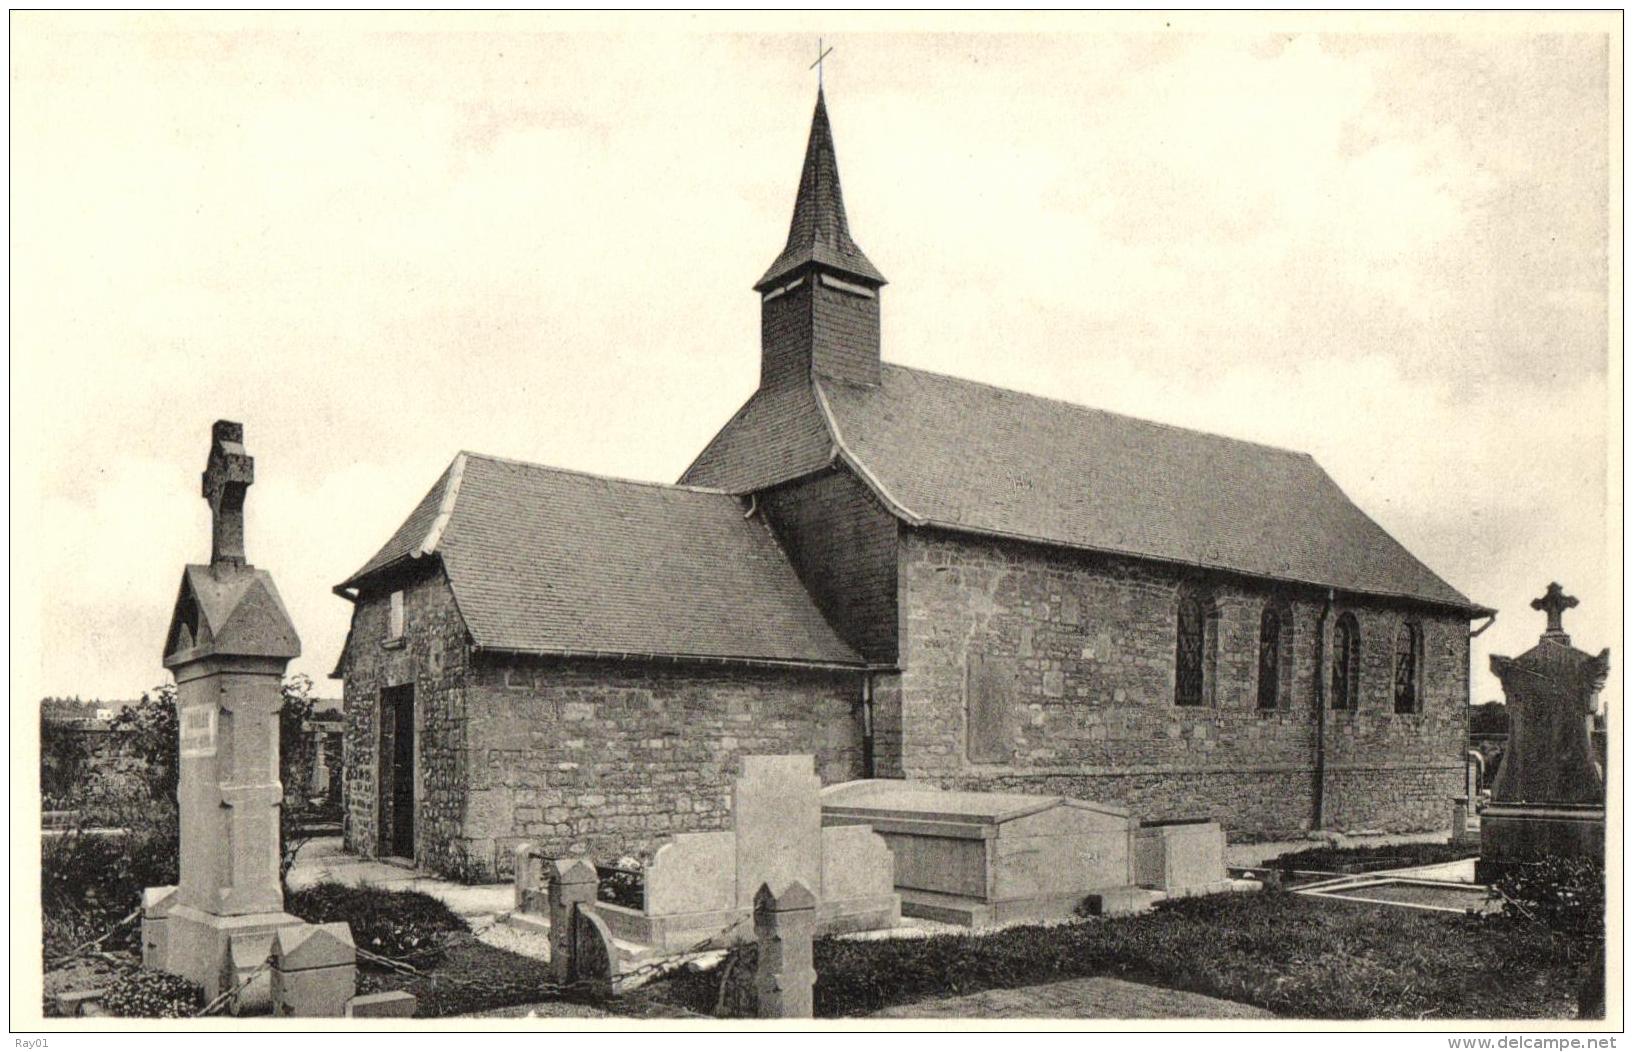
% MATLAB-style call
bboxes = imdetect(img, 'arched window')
[1331,613,1360,710]
[1175,593,1207,707]
[1257,606,1283,709]
[1394,623,1422,714]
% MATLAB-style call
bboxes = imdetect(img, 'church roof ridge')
[754,88,886,291]
[454,449,731,497]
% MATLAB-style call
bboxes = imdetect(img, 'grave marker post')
[548,858,598,986]
[754,880,816,1019]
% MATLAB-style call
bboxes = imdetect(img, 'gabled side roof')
[682,364,1489,615]
[337,453,863,668]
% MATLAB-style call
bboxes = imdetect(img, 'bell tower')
[756,89,886,389]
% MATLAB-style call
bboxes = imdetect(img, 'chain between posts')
[45,909,140,967]
[194,956,274,1017]
[345,912,748,1005]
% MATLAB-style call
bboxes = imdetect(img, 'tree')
[108,683,180,803]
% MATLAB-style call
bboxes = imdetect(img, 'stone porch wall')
[892,528,1470,838]
[337,564,471,876]
[460,658,865,881]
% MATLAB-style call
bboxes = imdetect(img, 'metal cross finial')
[201,419,254,568]
[810,38,834,89]
[1531,582,1579,639]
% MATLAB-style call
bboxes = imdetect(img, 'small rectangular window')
[385,590,405,642]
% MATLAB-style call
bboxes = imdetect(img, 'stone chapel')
[333,90,1493,881]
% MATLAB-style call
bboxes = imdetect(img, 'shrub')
[42,783,179,948]
[1270,840,1475,874]
[1491,856,1604,943]
[40,717,92,807]
[287,882,468,967]
[597,860,643,910]
[101,968,204,1018]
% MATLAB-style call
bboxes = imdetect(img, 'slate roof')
[682,365,1488,615]
[337,453,863,667]
[754,89,886,292]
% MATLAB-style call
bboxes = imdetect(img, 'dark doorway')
[380,684,415,860]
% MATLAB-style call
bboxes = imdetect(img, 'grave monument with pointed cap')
[145,420,353,1013]
[1477,582,1608,881]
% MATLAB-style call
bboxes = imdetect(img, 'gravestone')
[570,755,898,951]
[144,421,355,1013]
[733,755,822,910]
[1477,583,1608,881]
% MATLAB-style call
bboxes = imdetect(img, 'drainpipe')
[860,673,875,779]
[1312,590,1334,831]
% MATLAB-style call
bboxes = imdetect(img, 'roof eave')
[904,516,1493,619]
[753,256,887,294]
[470,642,867,673]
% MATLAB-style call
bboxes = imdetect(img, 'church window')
[1257,606,1283,709]
[1331,613,1360,710]
[1175,592,1212,707]
[1394,622,1422,714]
[386,590,405,643]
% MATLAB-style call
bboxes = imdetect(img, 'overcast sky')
[13,13,1619,711]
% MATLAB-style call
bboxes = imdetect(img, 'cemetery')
[38,418,1606,1019]
[37,420,1608,1022]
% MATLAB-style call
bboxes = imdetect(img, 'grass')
[287,882,468,965]
[632,890,1589,1019]
[355,938,568,1018]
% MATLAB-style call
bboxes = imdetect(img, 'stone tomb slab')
[821,779,1140,926]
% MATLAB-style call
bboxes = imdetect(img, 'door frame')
[378,683,418,863]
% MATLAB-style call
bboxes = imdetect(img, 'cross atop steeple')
[202,420,254,569]
[810,38,834,90]
[1531,582,1578,641]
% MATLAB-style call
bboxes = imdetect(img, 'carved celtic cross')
[202,420,254,568]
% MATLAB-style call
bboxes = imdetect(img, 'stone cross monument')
[1477,582,1608,881]
[144,421,355,1013]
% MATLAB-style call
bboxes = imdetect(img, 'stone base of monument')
[1475,801,1605,884]
[160,903,316,1012]
[269,923,357,1017]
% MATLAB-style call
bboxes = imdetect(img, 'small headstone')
[753,881,817,1019]
[345,991,418,1018]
